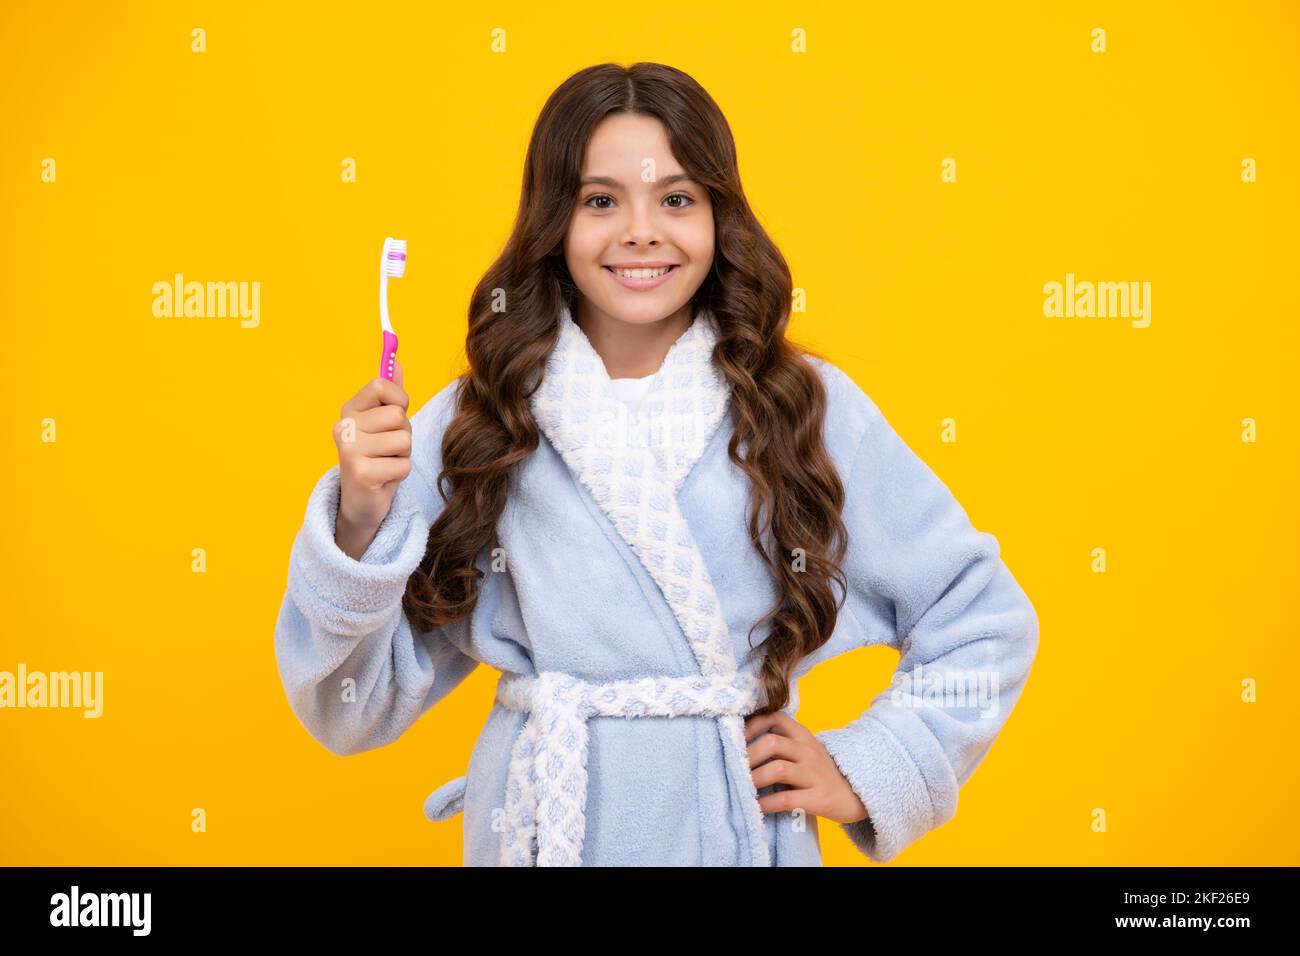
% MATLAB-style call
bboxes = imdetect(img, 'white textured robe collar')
[530,302,732,492]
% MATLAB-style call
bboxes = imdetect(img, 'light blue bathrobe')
[273,304,1040,866]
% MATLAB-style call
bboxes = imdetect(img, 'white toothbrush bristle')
[382,237,407,278]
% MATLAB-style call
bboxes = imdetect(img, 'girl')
[274,62,1039,866]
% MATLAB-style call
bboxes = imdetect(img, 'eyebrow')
[579,173,696,189]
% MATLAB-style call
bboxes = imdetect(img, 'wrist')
[334,508,380,561]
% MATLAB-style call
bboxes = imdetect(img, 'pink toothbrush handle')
[380,330,399,380]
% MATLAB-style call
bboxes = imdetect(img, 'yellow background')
[2,0,1296,865]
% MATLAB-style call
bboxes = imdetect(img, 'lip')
[603,264,679,290]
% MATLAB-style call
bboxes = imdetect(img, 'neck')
[572,299,695,378]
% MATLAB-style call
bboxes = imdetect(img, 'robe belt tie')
[494,669,765,866]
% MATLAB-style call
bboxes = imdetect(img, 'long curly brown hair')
[402,62,849,714]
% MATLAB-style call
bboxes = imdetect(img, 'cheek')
[564,220,606,265]
[681,218,715,265]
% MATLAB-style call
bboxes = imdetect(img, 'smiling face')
[564,112,715,331]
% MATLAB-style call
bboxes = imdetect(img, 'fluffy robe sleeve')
[813,384,1040,864]
[273,379,480,757]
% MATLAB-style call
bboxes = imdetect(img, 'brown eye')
[665,192,695,209]
[584,194,614,209]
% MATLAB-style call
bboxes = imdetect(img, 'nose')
[621,199,662,247]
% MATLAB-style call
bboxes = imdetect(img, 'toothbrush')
[379,237,406,380]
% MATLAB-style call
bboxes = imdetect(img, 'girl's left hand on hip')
[743,710,870,826]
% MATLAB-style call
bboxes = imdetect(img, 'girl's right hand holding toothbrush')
[333,357,413,560]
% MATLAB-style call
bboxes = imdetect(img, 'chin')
[605,307,671,326]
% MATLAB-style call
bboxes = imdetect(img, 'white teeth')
[611,266,672,279]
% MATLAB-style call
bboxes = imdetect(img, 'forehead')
[581,113,682,175]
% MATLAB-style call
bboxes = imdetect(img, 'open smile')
[603,264,679,290]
